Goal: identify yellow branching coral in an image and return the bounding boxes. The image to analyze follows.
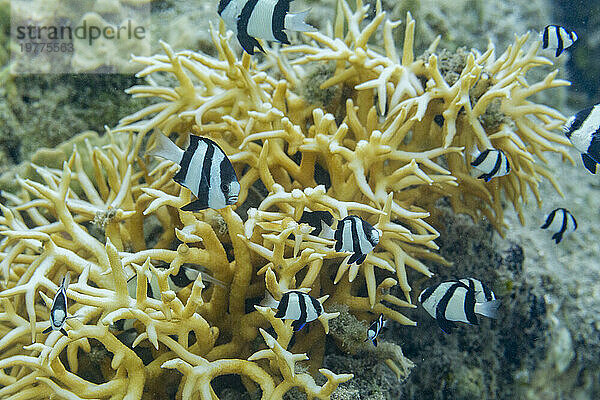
[0,0,573,398]
[283,0,571,228]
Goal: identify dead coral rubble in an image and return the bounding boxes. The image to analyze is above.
[0,0,571,398]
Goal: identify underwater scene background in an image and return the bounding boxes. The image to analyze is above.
[0,0,599,399]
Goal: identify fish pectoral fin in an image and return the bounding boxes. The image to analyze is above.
[581,153,598,174]
[436,318,456,334]
[435,306,456,334]
[42,326,52,334]
[292,320,306,331]
[477,173,492,182]
[181,198,210,212]
[237,33,264,55]
[551,231,563,244]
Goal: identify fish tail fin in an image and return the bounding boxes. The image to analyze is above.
[474,299,501,319]
[61,272,71,290]
[147,132,183,164]
[284,10,317,32]
[200,272,226,288]
[320,224,335,240]
[181,198,210,212]
[260,292,280,309]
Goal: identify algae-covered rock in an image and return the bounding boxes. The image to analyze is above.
[0,130,110,192]
[0,74,147,166]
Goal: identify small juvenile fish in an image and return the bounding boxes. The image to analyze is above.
[470,149,510,182]
[298,210,335,239]
[113,265,224,331]
[273,290,323,331]
[149,133,240,211]
[43,272,71,336]
[541,208,577,244]
[334,215,380,265]
[365,314,386,347]
[563,105,600,174]
[419,278,500,334]
[218,0,316,55]
[541,25,578,57]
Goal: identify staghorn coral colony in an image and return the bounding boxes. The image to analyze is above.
[0,0,576,398]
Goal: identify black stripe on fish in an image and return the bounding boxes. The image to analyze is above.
[349,217,360,254]
[272,0,291,44]
[219,150,238,205]
[471,149,490,167]
[464,279,478,325]
[540,208,558,229]
[482,280,493,302]
[582,154,598,174]
[217,0,232,15]
[294,292,308,331]
[237,0,264,55]
[198,138,215,197]
[310,295,323,315]
[173,135,199,185]
[555,27,564,57]
[418,283,439,305]
[361,218,379,247]
[564,107,592,139]
[170,266,197,289]
[435,282,462,334]
[275,291,290,318]
[542,25,549,49]
[334,219,343,252]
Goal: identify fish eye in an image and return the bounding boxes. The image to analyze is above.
[221,183,228,192]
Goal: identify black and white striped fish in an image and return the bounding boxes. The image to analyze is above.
[365,314,386,346]
[149,133,240,211]
[299,210,335,239]
[541,208,577,244]
[470,149,510,182]
[43,272,71,336]
[419,278,500,334]
[563,105,600,174]
[272,290,323,331]
[541,25,578,57]
[334,215,380,266]
[113,265,224,331]
[217,0,316,55]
